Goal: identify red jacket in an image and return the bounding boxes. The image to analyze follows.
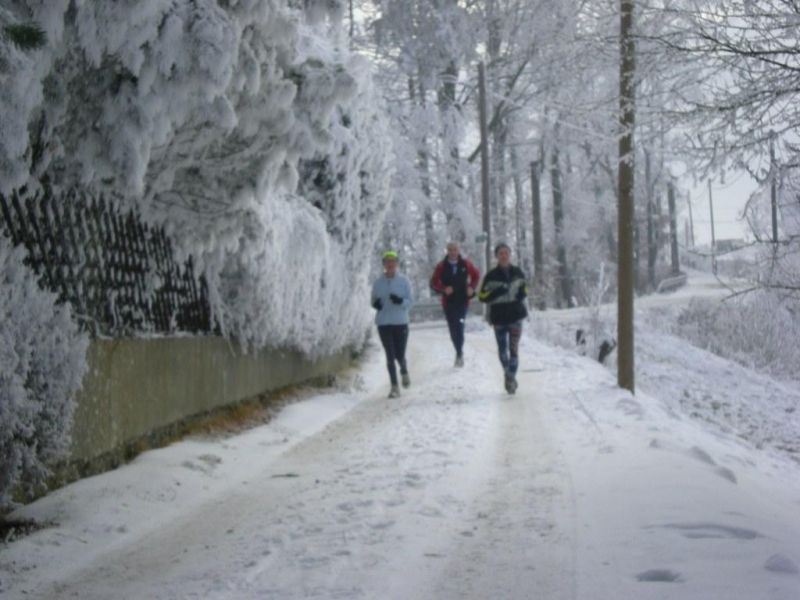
[430,256,481,307]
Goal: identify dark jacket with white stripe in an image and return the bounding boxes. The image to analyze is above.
[478,265,528,325]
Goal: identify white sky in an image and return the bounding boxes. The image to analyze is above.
[682,172,758,246]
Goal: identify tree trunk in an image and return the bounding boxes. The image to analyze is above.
[617,0,636,393]
[634,219,641,292]
[667,181,680,275]
[438,58,464,241]
[478,62,492,274]
[492,125,508,243]
[531,161,545,309]
[510,143,527,264]
[550,139,573,308]
[647,198,656,290]
[409,76,437,267]
[645,150,657,291]
[486,0,504,245]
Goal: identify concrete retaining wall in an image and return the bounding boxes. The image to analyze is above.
[69,337,353,465]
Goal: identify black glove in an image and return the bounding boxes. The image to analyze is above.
[389,293,403,305]
[516,286,526,301]
[372,298,383,310]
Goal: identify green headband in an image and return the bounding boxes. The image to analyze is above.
[382,250,398,259]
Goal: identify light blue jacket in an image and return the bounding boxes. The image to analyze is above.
[371,273,413,325]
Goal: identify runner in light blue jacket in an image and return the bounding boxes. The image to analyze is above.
[371,250,413,397]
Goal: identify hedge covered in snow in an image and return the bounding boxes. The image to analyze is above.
[0,243,88,507]
[1,1,392,357]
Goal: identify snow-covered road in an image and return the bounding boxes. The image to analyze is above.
[2,321,799,599]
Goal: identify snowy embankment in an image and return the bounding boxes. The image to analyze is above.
[1,319,799,599]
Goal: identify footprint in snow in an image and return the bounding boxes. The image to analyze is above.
[657,522,761,540]
[182,454,222,476]
[714,466,738,484]
[616,398,644,418]
[636,569,683,583]
[419,505,443,518]
[764,554,799,575]
[687,446,716,466]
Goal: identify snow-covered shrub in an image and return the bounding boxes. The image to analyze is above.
[669,293,800,382]
[1,1,392,356]
[743,163,800,296]
[0,242,88,507]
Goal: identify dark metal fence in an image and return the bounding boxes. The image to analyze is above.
[0,187,212,336]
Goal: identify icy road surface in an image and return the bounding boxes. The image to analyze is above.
[2,323,799,599]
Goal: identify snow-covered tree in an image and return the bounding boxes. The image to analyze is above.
[1,1,393,356]
[0,242,88,507]
[655,1,800,299]
[357,0,478,287]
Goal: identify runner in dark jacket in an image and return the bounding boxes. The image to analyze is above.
[430,241,481,367]
[478,242,528,394]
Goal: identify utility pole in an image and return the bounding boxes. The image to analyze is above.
[531,161,544,309]
[687,192,695,248]
[667,181,680,275]
[708,178,717,275]
[478,62,492,272]
[617,0,636,393]
[770,133,779,244]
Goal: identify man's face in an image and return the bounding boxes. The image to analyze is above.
[383,257,398,276]
[446,244,459,261]
[496,247,511,267]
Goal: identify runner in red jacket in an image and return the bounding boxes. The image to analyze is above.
[430,241,481,367]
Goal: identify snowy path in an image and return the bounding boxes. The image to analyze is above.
[2,323,800,599]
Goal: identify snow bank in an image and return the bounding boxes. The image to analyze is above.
[0,243,88,508]
[655,294,800,383]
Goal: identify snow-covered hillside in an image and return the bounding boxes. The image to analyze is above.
[1,315,798,599]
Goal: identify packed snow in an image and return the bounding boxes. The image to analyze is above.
[1,290,798,599]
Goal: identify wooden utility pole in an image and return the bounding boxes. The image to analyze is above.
[667,181,680,275]
[531,161,544,308]
[478,62,492,272]
[617,0,636,393]
[708,179,717,274]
